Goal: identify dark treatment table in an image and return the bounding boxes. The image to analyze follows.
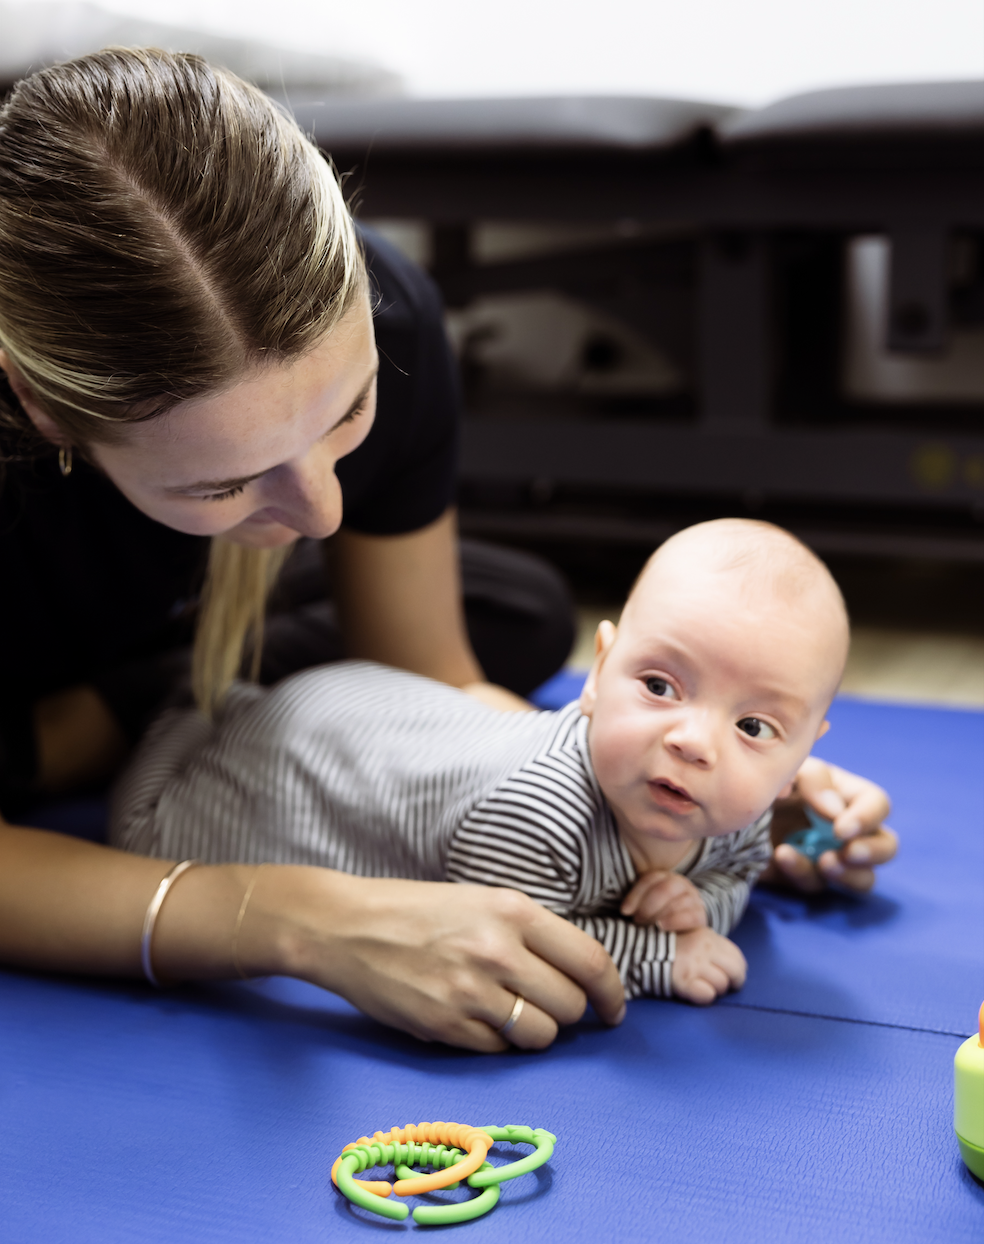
[1,697,982,1242]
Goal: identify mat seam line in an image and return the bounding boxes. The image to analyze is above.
[722,1001,970,1039]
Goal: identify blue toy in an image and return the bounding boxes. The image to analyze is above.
[784,806,843,863]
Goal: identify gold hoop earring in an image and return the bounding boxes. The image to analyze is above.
[58,446,73,477]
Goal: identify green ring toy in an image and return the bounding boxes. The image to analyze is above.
[332,1123,556,1225]
[467,1125,557,1187]
[335,1152,408,1222]
[336,1145,500,1225]
[403,1162,501,1225]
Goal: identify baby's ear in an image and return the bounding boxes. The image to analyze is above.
[579,621,617,717]
[816,719,831,740]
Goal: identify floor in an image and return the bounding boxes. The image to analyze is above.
[571,608,984,709]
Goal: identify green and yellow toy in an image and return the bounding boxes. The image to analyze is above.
[954,1002,984,1181]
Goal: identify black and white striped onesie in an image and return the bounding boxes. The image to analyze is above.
[110,661,772,999]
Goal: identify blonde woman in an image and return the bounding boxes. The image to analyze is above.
[0,49,894,1051]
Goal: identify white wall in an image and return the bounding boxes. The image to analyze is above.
[17,0,984,105]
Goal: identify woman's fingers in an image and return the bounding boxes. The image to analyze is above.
[830,765,892,841]
[478,989,560,1051]
[519,894,626,1026]
[795,757,891,841]
[293,875,625,1049]
[819,854,875,892]
[771,843,827,893]
[771,755,896,895]
[841,825,899,867]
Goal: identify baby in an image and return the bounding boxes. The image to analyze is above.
[111,518,849,1004]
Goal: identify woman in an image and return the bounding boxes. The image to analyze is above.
[0,49,895,1051]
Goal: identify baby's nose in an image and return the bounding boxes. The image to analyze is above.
[664,713,718,766]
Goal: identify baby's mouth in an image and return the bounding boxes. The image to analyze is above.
[648,777,698,812]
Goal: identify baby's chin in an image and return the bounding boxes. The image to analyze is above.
[617,797,767,845]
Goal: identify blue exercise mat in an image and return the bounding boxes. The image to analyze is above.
[0,968,979,1244]
[726,697,983,1037]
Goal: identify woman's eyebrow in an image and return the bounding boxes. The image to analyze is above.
[166,367,378,495]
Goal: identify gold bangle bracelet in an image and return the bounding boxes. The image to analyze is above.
[140,859,199,988]
[231,865,265,981]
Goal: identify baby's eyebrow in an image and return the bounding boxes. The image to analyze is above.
[745,687,810,719]
[166,367,378,495]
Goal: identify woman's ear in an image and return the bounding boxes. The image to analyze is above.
[0,350,64,444]
[579,620,617,717]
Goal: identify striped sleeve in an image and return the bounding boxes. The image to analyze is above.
[449,788,677,998]
[446,711,677,1000]
[446,764,589,910]
[570,918,676,1000]
[686,809,774,934]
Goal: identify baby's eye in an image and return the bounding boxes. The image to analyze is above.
[737,717,777,740]
[644,677,677,700]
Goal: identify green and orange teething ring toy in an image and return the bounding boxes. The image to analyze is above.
[331,1120,557,1225]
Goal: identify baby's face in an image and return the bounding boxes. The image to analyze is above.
[581,559,844,864]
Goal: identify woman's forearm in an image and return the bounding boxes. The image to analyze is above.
[0,821,178,974]
[0,820,274,982]
[0,822,625,1051]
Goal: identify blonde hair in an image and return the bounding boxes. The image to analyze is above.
[0,47,365,714]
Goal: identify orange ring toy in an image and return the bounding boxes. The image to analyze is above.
[330,1121,493,1197]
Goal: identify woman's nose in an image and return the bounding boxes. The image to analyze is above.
[663,711,718,767]
[260,448,344,539]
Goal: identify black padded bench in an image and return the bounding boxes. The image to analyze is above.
[289,82,984,563]
[294,83,984,563]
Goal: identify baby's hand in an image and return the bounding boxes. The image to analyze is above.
[621,871,708,931]
[671,928,747,1005]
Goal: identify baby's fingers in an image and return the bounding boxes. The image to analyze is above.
[654,896,708,931]
[620,870,670,917]
[717,943,748,992]
[672,973,718,1005]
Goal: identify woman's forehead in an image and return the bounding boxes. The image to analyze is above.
[101,302,377,484]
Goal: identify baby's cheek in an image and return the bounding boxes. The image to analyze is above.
[589,713,644,788]
[718,768,776,834]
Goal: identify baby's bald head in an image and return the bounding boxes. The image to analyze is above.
[581,519,850,850]
[623,519,849,703]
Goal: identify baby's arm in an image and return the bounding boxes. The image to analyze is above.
[620,812,774,935]
[569,914,743,1004]
[685,810,775,935]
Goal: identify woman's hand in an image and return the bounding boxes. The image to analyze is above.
[765,757,897,894]
[239,870,626,1053]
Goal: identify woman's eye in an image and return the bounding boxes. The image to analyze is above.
[644,677,677,700]
[203,484,246,502]
[737,717,777,740]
